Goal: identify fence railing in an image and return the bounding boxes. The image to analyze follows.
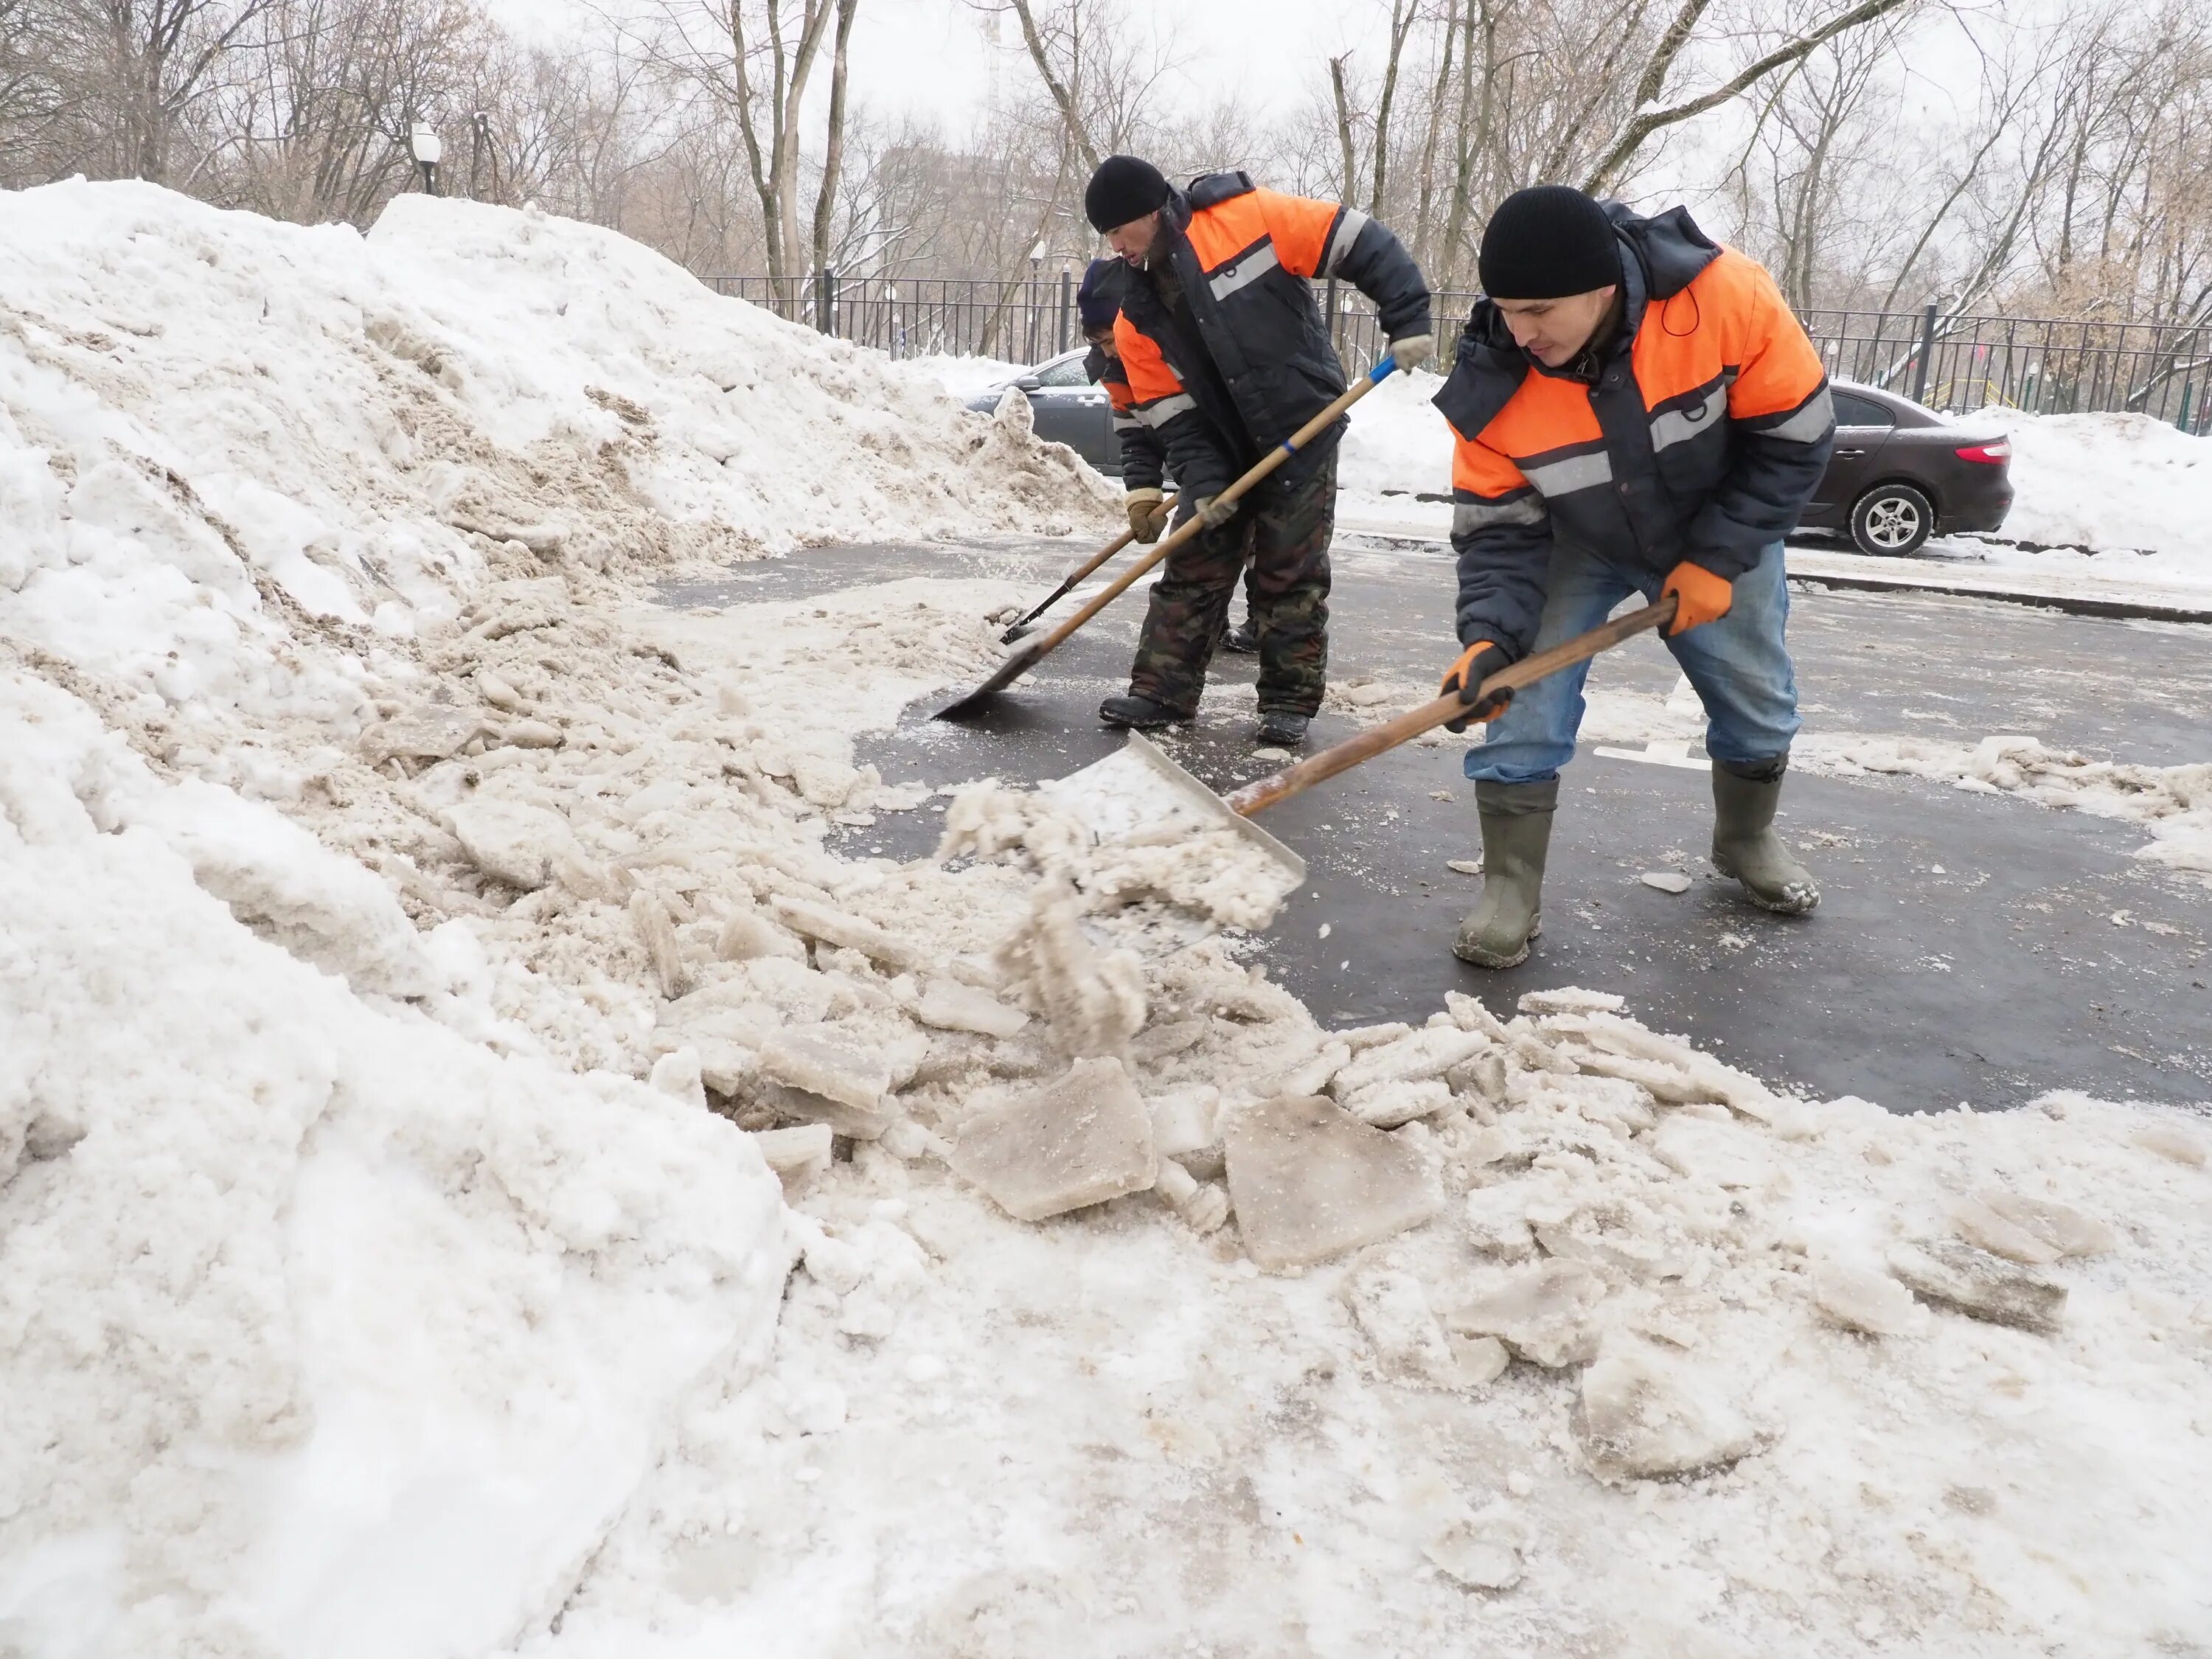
[711,271,2212,433]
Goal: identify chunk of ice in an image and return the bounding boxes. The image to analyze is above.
[1888,1239,2067,1334]
[1447,1258,1608,1368]
[1222,1095,1440,1273]
[1573,1346,1756,1481]
[914,978,1029,1037]
[947,1057,1157,1222]
[1349,1267,1458,1386]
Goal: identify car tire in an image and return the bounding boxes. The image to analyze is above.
[1849,482,1934,556]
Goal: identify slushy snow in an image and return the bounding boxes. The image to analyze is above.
[3,181,2210,1659]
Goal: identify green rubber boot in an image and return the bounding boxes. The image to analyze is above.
[1711,762,1820,914]
[1453,778,1557,968]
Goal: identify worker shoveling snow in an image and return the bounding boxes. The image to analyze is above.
[1,182,2210,1658]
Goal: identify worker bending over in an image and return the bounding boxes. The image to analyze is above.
[1437,184,1835,967]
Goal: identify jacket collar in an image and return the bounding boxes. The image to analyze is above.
[1433,202,1722,439]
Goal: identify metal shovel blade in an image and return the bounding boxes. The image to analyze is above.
[933,634,1051,720]
[1038,731,1307,907]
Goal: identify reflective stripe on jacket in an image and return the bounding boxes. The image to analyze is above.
[1114,171,1430,499]
[1085,344,1166,490]
[1435,204,1834,661]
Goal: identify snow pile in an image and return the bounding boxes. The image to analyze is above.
[1339,364,1455,498]
[532,982,2212,1656]
[0,672,790,1657]
[1983,407,2209,560]
[0,179,1109,1653]
[897,352,1027,400]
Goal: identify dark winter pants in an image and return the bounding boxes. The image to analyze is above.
[1128,451,1337,717]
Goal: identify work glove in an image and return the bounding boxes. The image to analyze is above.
[1191,494,1238,531]
[1390,333,1436,373]
[1660,560,1733,635]
[1439,641,1514,733]
[1124,487,1169,543]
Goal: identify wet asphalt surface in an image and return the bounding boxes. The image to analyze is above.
[662,533,2212,1114]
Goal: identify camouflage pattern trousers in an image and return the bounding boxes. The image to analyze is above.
[1127,450,1338,718]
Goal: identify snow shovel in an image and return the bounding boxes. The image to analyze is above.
[935,356,1405,720]
[1046,595,1680,913]
[1000,494,1181,644]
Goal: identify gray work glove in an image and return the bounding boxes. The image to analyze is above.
[1123,487,1168,543]
[1390,333,1436,373]
[1192,495,1238,531]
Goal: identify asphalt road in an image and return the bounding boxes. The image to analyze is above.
[662,533,2211,1113]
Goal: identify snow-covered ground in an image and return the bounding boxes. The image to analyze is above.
[4,184,2211,1658]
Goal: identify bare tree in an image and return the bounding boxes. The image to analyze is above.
[625,0,851,306]
[38,0,279,183]
[1580,0,1916,194]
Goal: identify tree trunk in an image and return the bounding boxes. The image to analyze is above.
[811,0,860,278]
[1329,53,1359,203]
[1368,0,1416,218]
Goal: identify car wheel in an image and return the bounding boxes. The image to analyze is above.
[1849,482,1933,556]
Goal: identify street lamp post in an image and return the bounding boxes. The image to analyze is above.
[410,123,442,195]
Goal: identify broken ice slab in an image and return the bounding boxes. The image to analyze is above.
[1446,1258,1609,1368]
[1572,1346,1756,1481]
[364,704,491,763]
[1341,1077,1454,1130]
[1809,1256,1921,1338]
[1888,1239,2066,1334]
[914,977,1029,1038]
[946,1056,1157,1222]
[1976,1191,2115,1259]
[769,893,921,972]
[1333,1026,1490,1096]
[749,1122,833,1186]
[1639,871,1692,894]
[1222,1095,1441,1273]
[1349,1267,1458,1387]
[447,798,581,890]
[1948,1195,2061,1266]
[630,889,694,1000]
[1517,988,1625,1018]
[757,1029,892,1138]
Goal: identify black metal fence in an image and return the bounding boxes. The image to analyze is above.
[711,271,2212,433]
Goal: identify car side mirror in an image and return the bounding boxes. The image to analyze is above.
[1014,376,1044,392]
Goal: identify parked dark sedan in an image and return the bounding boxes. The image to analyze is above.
[1797,380,2014,555]
[970,361,2012,558]
[962,349,1128,474]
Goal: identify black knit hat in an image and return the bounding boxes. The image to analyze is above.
[1076,258,1124,331]
[1478,185,1621,299]
[1085,156,1171,233]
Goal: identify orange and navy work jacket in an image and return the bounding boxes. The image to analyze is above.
[1083,342,1166,492]
[1434,204,1835,659]
[1113,172,1430,500]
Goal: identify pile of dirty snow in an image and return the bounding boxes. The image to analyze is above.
[0,178,1108,1653]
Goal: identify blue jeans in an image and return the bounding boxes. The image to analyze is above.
[1464,540,1800,785]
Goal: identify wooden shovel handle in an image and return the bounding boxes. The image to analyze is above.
[1223,597,1680,818]
[1023,493,1182,616]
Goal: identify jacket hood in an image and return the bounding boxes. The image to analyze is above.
[1437,201,1722,440]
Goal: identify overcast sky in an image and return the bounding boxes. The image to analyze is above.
[492,0,1388,133]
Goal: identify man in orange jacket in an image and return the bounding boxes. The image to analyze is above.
[1085,155,1433,748]
[1436,184,1834,967]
